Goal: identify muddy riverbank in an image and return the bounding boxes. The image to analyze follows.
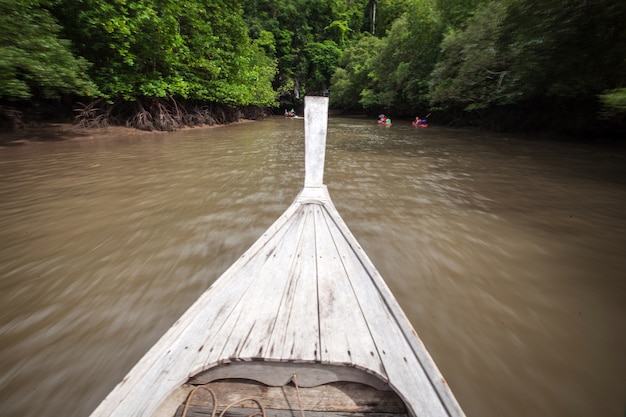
[0,121,251,147]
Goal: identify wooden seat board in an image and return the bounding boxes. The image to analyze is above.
[176,380,407,414]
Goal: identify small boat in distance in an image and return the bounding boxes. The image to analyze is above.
[89,96,465,417]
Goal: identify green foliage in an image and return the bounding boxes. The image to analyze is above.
[599,88,626,117]
[380,3,443,112]
[53,0,277,106]
[243,0,368,100]
[330,34,382,110]
[332,0,443,114]
[0,0,97,100]
[3,0,624,131]
[429,1,515,110]
[364,0,416,37]
[302,41,342,94]
[501,0,626,101]
[435,0,486,29]
[430,0,626,117]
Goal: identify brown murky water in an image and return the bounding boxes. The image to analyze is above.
[1,117,625,417]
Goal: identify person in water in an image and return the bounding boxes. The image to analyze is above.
[378,114,391,125]
[414,116,427,126]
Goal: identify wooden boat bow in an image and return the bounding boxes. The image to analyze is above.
[89,96,465,417]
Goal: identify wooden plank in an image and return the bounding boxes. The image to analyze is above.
[263,204,320,361]
[188,200,308,370]
[321,198,458,417]
[304,96,328,188]
[189,362,391,390]
[210,206,309,361]
[176,407,405,417]
[180,207,306,373]
[314,205,385,376]
[89,201,307,417]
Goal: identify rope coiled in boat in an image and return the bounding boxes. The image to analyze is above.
[180,374,307,417]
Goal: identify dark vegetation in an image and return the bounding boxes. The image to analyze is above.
[1,0,625,137]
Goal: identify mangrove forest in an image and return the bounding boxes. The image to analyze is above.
[1,0,625,136]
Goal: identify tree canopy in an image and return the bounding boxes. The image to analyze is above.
[0,0,96,100]
[51,0,277,106]
[425,0,626,130]
[1,0,624,133]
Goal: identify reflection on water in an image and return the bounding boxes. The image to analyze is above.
[1,118,625,417]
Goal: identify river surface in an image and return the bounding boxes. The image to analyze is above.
[1,117,625,417]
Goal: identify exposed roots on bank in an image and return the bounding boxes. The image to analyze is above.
[75,97,272,131]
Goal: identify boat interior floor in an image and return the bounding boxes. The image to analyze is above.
[173,379,408,417]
